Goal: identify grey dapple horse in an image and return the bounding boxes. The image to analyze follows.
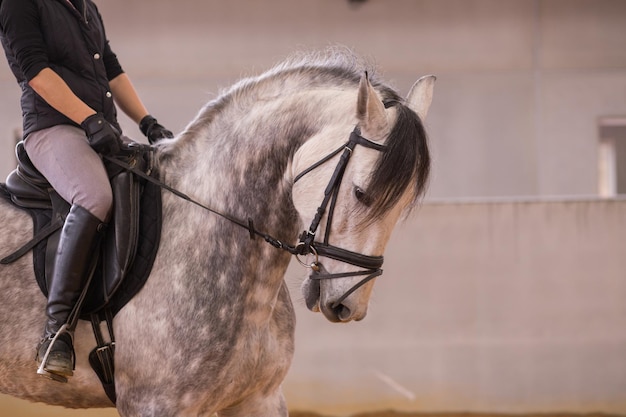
[0,51,434,416]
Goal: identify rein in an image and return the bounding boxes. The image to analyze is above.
[104,148,296,253]
[107,127,387,309]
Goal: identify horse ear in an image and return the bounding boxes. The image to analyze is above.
[406,75,436,121]
[356,72,388,138]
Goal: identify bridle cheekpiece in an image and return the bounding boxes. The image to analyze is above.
[293,127,387,308]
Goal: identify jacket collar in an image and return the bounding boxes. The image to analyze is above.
[56,0,88,23]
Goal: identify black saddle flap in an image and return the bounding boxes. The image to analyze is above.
[82,151,148,314]
[5,141,52,208]
[2,141,160,318]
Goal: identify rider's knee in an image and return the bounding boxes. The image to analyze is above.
[76,187,113,223]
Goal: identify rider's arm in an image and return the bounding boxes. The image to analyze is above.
[109,73,150,125]
[93,5,149,126]
[0,0,49,81]
[1,0,96,124]
[28,68,97,124]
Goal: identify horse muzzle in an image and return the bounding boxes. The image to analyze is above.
[302,261,379,323]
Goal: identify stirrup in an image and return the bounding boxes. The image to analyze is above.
[37,323,72,383]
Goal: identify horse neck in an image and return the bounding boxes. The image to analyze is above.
[151,90,356,322]
[153,144,297,326]
[159,87,358,222]
[154,89,355,293]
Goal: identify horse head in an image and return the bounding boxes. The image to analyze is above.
[293,73,434,323]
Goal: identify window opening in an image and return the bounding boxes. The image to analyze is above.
[598,117,626,197]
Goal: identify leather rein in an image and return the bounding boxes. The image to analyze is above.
[105,126,387,309]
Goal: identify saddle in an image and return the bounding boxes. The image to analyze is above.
[0,140,163,403]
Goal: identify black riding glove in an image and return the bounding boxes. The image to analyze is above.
[81,113,122,155]
[139,115,173,144]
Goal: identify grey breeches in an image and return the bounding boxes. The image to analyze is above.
[24,124,113,222]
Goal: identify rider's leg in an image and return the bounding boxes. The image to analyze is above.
[24,125,113,378]
[24,125,113,221]
[36,204,105,376]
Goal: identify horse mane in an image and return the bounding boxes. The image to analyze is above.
[246,50,431,220]
[173,48,430,220]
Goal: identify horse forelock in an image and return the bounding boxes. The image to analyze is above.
[361,103,431,224]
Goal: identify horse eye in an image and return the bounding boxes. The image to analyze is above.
[354,186,369,205]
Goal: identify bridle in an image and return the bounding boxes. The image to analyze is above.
[292,127,387,308]
[104,126,388,309]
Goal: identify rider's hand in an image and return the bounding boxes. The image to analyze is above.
[139,115,173,144]
[81,113,122,155]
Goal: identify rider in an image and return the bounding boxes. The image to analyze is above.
[0,0,173,380]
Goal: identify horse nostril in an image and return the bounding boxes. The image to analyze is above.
[333,304,352,322]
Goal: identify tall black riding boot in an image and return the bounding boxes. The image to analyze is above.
[36,204,105,380]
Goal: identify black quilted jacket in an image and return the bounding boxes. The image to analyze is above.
[0,0,123,136]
